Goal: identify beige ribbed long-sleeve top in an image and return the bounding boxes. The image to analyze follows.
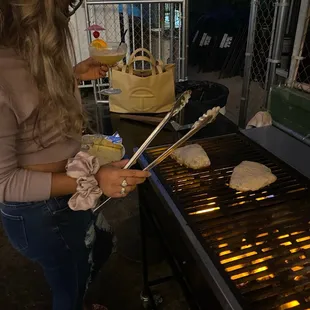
[0,48,81,202]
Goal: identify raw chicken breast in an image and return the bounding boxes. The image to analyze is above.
[229,161,277,192]
[171,144,211,169]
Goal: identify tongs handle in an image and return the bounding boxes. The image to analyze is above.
[144,106,221,171]
[123,90,191,170]
[123,112,171,170]
[92,90,192,213]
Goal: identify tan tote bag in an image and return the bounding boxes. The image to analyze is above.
[109,48,175,114]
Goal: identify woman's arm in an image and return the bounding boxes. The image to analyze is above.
[0,92,150,202]
[0,99,77,202]
[51,173,77,197]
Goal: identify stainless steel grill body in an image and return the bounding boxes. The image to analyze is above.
[139,133,310,310]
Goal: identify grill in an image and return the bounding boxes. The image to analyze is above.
[139,133,310,310]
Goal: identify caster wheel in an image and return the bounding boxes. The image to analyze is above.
[140,291,163,309]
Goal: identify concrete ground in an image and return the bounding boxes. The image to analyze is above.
[0,68,263,310]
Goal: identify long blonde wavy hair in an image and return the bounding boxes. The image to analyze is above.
[0,0,84,138]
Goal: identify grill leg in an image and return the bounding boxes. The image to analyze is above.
[138,183,201,310]
[140,203,158,309]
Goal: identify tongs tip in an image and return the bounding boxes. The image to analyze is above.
[193,106,221,129]
[171,90,192,117]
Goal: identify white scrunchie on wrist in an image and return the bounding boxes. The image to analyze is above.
[66,151,102,211]
[66,151,100,178]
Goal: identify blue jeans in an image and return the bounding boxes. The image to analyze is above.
[0,196,113,310]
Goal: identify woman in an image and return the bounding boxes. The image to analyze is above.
[0,1,150,310]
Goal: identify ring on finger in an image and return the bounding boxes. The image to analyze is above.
[120,187,126,195]
[121,179,128,188]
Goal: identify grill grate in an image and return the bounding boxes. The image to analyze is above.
[144,133,310,310]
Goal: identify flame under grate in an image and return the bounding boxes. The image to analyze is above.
[144,134,310,310]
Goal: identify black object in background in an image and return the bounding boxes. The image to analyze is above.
[189,5,249,78]
[175,80,229,125]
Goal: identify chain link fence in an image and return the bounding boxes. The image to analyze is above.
[69,0,188,133]
[251,0,276,90]
[295,30,310,92]
[70,4,93,89]
[84,0,188,104]
[287,1,310,93]
[239,0,291,128]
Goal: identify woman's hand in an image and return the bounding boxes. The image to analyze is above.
[74,58,108,81]
[95,159,151,198]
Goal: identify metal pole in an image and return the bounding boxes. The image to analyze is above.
[286,0,295,34]
[182,0,189,80]
[287,0,310,87]
[131,4,136,69]
[178,2,182,80]
[264,2,279,93]
[158,3,162,60]
[239,0,259,129]
[149,4,152,54]
[169,3,174,63]
[140,3,145,69]
[273,120,310,147]
[123,4,131,62]
[265,0,290,105]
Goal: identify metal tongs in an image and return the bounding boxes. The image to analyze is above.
[93,104,221,213]
[92,90,192,213]
[143,106,221,171]
[121,90,192,170]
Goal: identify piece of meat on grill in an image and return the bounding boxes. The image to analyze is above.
[171,144,211,169]
[229,161,277,192]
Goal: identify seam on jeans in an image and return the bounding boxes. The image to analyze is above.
[45,198,69,215]
[54,197,61,209]
[55,226,71,251]
[52,197,70,214]
[0,210,23,220]
[44,200,71,250]
[1,202,24,208]
[43,201,53,216]
[1,201,44,209]
[46,201,71,251]
[1,210,28,251]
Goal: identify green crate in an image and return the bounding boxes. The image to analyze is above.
[269,86,310,136]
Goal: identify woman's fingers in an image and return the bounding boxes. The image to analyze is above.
[118,184,135,194]
[109,161,150,179]
[119,169,151,179]
[109,175,147,187]
[109,185,136,198]
[100,64,108,72]
[110,159,129,169]
[97,162,150,198]
[99,66,107,77]
[120,177,146,186]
